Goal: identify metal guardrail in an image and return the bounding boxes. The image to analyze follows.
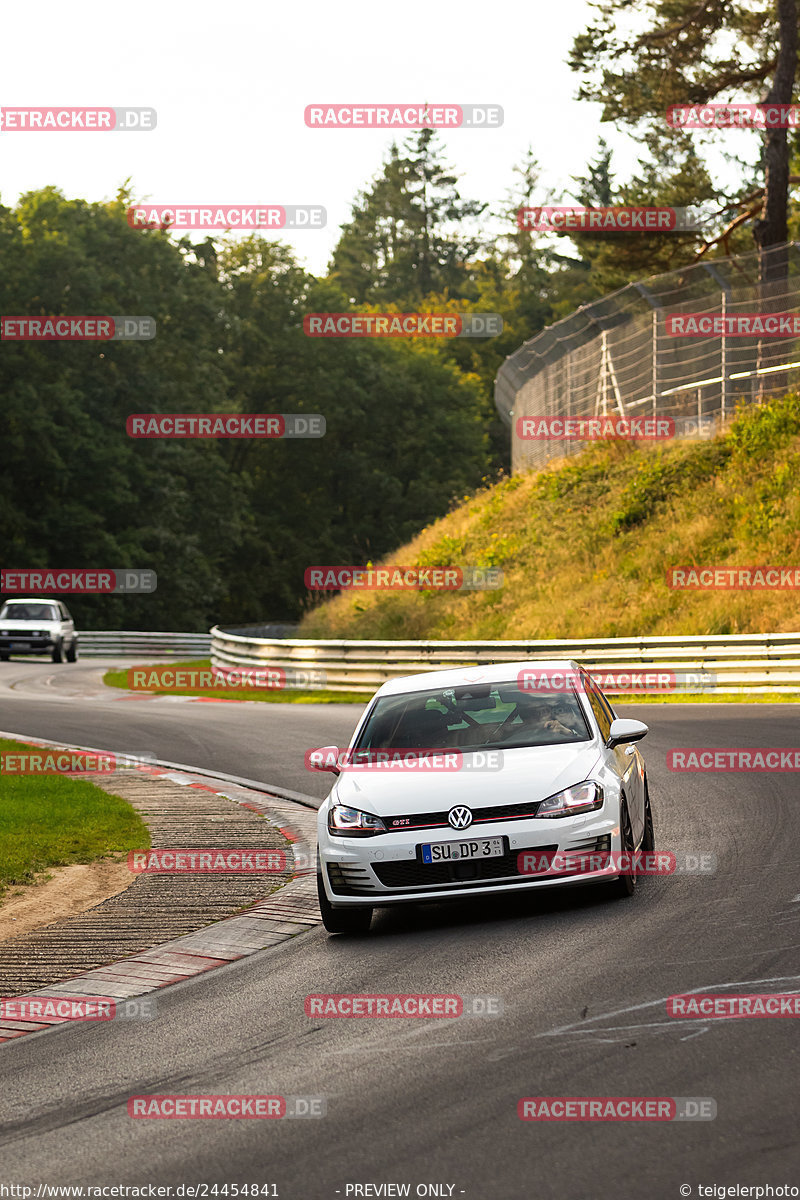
[80,631,211,656]
[210,628,800,695]
[215,623,298,639]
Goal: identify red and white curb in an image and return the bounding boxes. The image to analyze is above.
[0,733,320,1044]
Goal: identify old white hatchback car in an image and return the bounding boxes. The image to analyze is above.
[312,659,653,933]
[0,597,79,663]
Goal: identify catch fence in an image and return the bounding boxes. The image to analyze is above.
[495,242,800,473]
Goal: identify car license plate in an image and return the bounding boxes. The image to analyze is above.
[10,643,28,651]
[421,837,503,864]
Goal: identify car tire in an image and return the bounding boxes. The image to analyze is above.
[607,797,637,899]
[641,782,655,852]
[317,861,373,934]
[51,641,65,663]
[0,653,8,662]
[66,639,79,663]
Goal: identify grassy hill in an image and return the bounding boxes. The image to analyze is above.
[298,393,800,640]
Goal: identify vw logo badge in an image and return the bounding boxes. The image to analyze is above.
[448,806,473,830]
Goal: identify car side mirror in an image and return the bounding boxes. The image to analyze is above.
[606,718,649,749]
[307,745,343,774]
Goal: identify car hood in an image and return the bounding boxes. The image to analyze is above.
[330,742,603,815]
[0,620,59,630]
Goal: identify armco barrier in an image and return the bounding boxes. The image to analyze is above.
[79,631,212,656]
[210,628,800,695]
[79,626,296,657]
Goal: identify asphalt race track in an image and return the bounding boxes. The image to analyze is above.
[0,659,798,1199]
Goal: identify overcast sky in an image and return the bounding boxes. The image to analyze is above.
[0,0,736,276]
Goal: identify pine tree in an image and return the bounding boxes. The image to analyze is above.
[329,129,487,307]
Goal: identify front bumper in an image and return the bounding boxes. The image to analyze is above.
[0,636,57,654]
[318,810,624,907]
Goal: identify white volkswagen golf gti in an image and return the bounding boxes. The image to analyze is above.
[312,659,654,933]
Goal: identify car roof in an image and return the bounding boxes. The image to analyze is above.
[373,659,586,697]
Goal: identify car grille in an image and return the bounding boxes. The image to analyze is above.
[327,836,613,896]
[370,850,548,890]
[567,835,611,854]
[384,799,544,833]
[326,863,377,895]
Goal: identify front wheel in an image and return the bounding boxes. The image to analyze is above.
[607,797,637,899]
[0,653,8,662]
[51,641,65,663]
[66,639,79,663]
[317,864,373,934]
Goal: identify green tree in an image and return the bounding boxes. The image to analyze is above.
[0,187,244,630]
[570,0,798,280]
[329,129,487,307]
[218,253,490,619]
[573,138,614,207]
[555,134,717,292]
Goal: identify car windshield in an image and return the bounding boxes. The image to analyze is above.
[0,603,59,621]
[352,682,592,754]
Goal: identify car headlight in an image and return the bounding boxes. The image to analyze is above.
[327,804,387,837]
[537,781,603,818]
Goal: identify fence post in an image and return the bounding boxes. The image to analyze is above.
[566,353,572,418]
[601,330,609,417]
[720,289,727,425]
[652,309,659,421]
